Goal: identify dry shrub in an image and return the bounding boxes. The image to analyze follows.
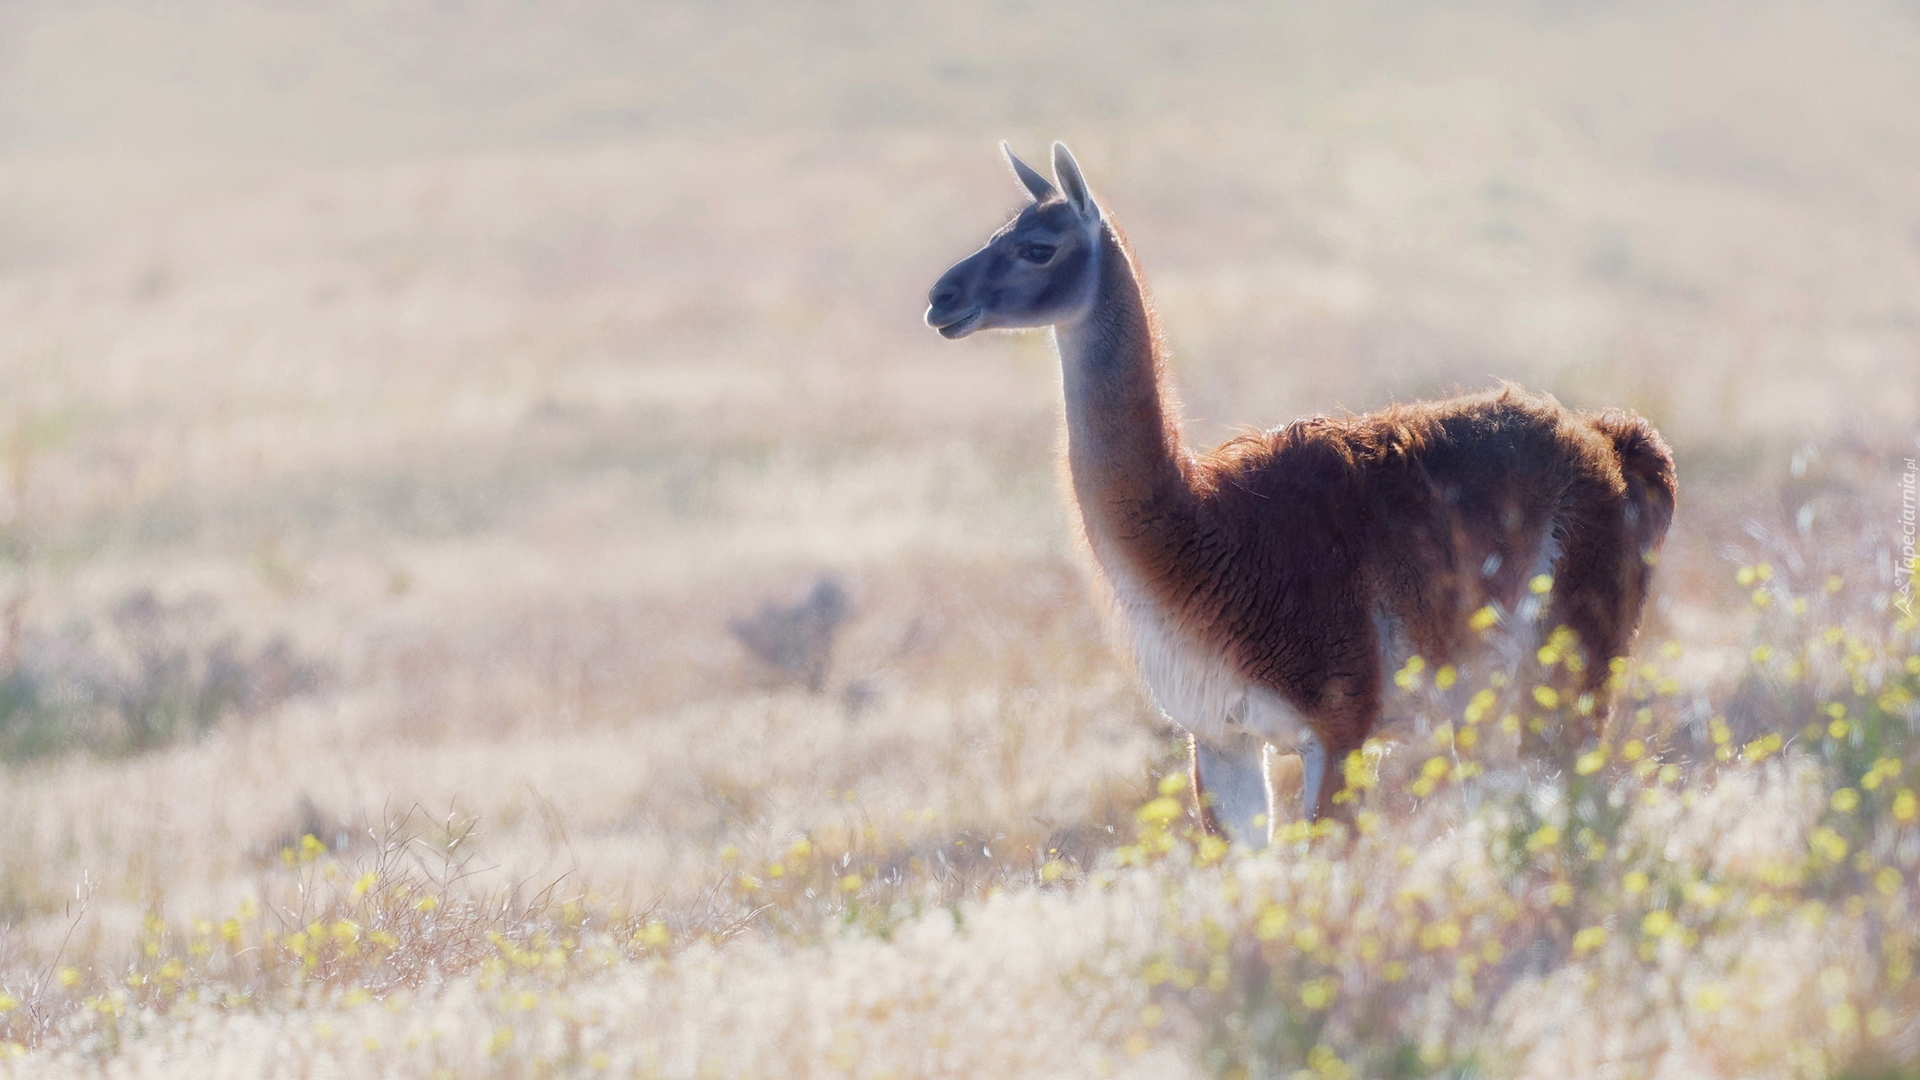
[0,590,321,762]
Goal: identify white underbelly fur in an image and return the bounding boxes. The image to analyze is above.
[1097,518,1566,761]
[1105,562,1312,751]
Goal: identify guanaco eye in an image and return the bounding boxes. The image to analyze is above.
[1020,242,1057,264]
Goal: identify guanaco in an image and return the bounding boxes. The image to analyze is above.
[925,143,1674,845]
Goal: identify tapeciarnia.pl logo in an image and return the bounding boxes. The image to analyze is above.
[1898,456,1916,620]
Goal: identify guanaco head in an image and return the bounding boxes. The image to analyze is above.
[925,141,1102,339]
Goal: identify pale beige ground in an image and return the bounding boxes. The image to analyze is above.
[1,2,1919,1077]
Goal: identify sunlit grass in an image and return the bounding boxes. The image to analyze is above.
[2,5,1919,1071]
[1,555,1914,1078]
[1133,565,1919,1079]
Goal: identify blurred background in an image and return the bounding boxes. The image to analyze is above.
[2,1,1919,1074]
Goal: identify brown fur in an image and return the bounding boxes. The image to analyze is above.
[928,149,1676,826]
[1177,393,1666,713]
[1070,230,1675,818]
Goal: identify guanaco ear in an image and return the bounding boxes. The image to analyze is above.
[1051,141,1096,219]
[1001,142,1056,202]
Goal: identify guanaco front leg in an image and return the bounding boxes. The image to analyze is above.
[1190,730,1274,848]
[1298,728,1332,822]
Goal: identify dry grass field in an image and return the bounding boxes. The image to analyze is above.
[1,2,1919,1076]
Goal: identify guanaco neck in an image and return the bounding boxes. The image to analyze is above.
[1054,219,1196,574]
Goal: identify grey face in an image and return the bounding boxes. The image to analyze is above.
[926,143,1102,339]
